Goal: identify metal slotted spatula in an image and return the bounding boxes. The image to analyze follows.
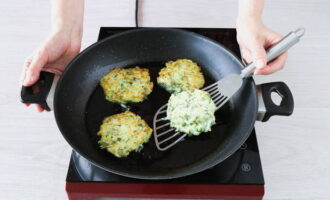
[153,28,305,151]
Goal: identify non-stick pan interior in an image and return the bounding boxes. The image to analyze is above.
[86,61,233,171]
[54,28,257,179]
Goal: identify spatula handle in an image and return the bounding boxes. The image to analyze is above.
[240,28,305,78]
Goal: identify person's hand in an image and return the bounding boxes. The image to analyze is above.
[236,17,288,75]
[21,30,81,112]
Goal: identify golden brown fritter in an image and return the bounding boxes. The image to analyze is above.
[100,67,153,104]
[157,59,205,93]
[97,111,152,158]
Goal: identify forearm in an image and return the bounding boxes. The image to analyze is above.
[51,0,84,38]
[237,0,264,22]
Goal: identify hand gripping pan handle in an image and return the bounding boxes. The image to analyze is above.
[21,71,59,111]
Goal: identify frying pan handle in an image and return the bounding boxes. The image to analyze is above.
[20,71,59,111]
[257,82,294,122]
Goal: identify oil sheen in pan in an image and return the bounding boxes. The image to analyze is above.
[85,62,234,171]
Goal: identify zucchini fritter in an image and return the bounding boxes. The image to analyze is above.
[157,59,205,93]
[100,67,153,104]
[97,111,152,158]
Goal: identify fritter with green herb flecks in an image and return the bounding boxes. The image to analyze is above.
[97,111,152,158]
[100,67,153,104]
[157,59,205,93]
[166,89,216,136]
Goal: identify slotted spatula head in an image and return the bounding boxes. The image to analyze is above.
[153,74,243,151]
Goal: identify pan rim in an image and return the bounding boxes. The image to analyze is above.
[54,28,258,179]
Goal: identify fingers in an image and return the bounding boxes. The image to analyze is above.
[23,48,48,87]
[249,39,267,69]
[36,105,45,112]
[238,27,288,75]
[23,103,45,112]
[265,31,283,48]
[23,104,45,112]
[254,52,288,75]
[22,49,48,111]
[21,56,33,85]
[254,30,286,75]
[240,47,253,64]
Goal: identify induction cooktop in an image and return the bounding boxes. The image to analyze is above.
[65,27,265,200]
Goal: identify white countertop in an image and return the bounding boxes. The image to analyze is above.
[1,0,330,199]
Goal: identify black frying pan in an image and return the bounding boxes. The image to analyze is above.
[21,28,293,179]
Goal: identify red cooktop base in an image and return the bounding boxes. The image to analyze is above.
[66,182,264,200]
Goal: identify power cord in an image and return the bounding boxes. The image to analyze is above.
[135,0,139,27]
